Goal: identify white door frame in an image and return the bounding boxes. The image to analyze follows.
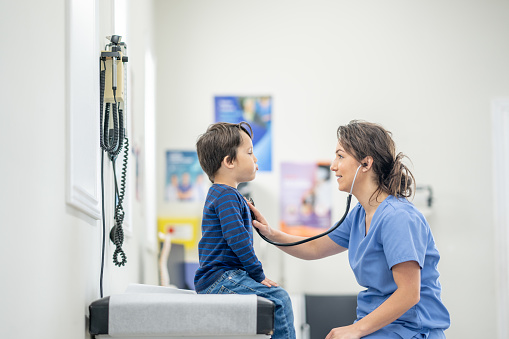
[492,98,509,339]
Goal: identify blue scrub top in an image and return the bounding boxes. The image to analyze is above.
[329,195,450,335]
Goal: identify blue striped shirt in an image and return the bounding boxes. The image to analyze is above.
[194,184,265,292]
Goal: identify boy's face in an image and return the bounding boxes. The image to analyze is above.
[232,131,258,183]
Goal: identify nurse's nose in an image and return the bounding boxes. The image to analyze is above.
[330,158,338,171]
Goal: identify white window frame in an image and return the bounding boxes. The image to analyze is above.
[66,0,101,219]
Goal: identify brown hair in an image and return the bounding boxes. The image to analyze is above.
[196,122,253,183]
[337,120,415,200]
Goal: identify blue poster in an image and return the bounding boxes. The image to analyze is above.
[214,96,272,171]
[165,151,209,203]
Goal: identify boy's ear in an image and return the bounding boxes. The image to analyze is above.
[222,156,235,169]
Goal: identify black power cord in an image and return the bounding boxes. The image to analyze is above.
[100,151,106,298]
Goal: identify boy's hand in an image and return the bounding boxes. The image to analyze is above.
[260,277,279,287]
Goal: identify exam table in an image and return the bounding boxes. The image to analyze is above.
[89,284,274,339]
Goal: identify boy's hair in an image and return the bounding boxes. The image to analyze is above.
[196,122,253,183]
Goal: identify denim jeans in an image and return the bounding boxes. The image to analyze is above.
[200,269,296,339]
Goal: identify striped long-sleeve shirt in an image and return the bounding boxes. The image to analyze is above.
[194,184,265,292]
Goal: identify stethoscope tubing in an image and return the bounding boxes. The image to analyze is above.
[253,194,352,246]
[252,164,362,247]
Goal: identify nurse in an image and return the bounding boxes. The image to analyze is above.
[248,120,450,338]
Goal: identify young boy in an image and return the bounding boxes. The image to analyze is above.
[194,122,296,339]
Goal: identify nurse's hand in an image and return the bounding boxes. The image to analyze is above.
[245,199,274,238]
[325,325,362,339]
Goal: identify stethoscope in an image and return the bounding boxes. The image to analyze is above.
[250,164,364,246]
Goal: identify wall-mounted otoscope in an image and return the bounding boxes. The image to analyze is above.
[101,35,128,105]
[99,35,129,295]
[98,34,130,298]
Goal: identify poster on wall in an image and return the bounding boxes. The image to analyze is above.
[157,217,200,288]
[214,96,272,171]
[165,150,209,203]
[280,162,332,236]
[157,217,200,249]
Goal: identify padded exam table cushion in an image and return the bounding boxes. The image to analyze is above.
[89,285,274,338]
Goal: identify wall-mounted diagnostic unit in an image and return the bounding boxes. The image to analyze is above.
[99,35,129,297]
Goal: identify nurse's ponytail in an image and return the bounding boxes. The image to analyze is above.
[337,120,415,201]
[386,152,414,198]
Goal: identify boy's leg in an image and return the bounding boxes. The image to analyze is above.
[203,269,296,339]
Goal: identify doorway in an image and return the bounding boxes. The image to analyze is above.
[492,98,509,339]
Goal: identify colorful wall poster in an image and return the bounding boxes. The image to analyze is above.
[280,162,332,236]
[157,217,200,288]
[165,150,209,203]
[214,96,272,171]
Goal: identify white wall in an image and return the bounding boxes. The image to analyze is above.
[154,1,509,338]
[0,0,158,338]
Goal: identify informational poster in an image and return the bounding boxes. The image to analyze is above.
[157,217,200,249]
[214,96,272,171]
[164,151,209,203]
[280,162,332,236]
[157,217,200,286]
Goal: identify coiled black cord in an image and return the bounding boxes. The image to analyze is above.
[110,107,125,161]
[110,137,128,267]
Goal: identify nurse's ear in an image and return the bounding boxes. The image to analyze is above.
[361,157,373,171]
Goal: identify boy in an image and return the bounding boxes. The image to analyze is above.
[194,122,295,339]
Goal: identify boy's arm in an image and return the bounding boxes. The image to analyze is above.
[217,193,265,282]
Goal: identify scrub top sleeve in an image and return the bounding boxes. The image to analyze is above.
[328,213,353,249]
[380,209,428,269]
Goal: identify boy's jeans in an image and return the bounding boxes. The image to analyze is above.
[200,269,296,339]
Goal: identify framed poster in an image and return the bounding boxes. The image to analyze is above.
[214,96,272,171]
[280,162,332,236]
[165,150,208,203]
[157,217,200,249]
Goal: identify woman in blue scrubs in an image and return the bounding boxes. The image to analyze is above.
[249,120,450,338]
